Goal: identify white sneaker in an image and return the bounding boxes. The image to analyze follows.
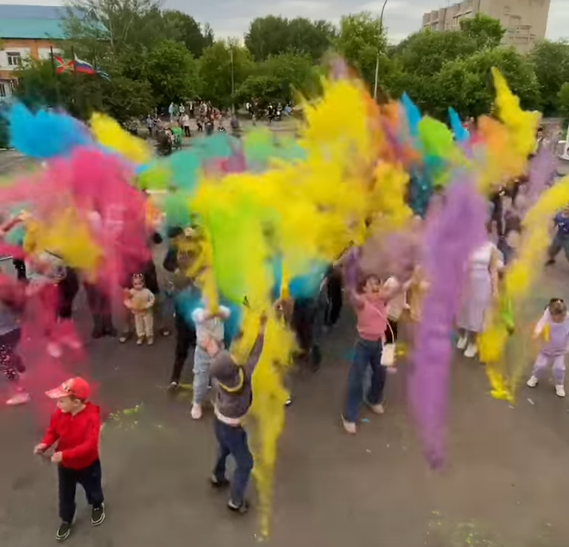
[464,343,478,358]
[341,416,357,434]
[526,376,539,388]
[369,403,385,415]
[555,385,566,398]
[6,391,31,406]
[456,336,468,350]
[191,403,203,420]
[47,342,62,359]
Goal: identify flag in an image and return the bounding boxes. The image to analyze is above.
[54,56,73,74]
[73,55,96,75]
[97,69,110,81]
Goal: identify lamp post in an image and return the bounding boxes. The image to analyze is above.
[373,0,389,101]
[230,46,235,115]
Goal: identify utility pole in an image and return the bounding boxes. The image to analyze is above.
[373,0,389,101]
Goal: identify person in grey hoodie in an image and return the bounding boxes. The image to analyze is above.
[209,318,266,513]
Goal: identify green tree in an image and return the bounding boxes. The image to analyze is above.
[198,41,254,108]
[245,15,290,61]
[245,16,336,62]
[460,13,506,49]
[64,0,160,54]
[261,53,318,99]
[559,83,569,119]
[437,47,541,119]
[161,10,214,57]
[335,12,388,89]
[390,29,477,77]
[530,40,569,116]
[236,75,282,106]
[144,39,199,106]
[99,75,154,121]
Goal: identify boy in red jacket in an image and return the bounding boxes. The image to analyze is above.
[34,377,105,542]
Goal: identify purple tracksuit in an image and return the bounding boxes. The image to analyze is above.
[532,311,569,385]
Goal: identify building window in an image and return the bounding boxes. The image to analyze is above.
[0,83,6,98]
[7,52,22,66]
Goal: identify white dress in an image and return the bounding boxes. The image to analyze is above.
[457,242,495,333]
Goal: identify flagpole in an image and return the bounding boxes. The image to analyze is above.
[71,45,80,117]
[49,46,61,106]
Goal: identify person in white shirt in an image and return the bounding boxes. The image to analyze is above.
[181,113,191,137]
[190,304,231,420]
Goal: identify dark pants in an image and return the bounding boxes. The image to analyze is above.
[58,460,104,524]
[84,283,114,334]
[292,297,322,368]
[548,232,569,262]
[0,328,24,381]
[57,269,79,320]
[325,274,343,327]
[344,337,386,423]
[183,126,191,137]
[13,259,26,282]
[170,312,196,384]
[213,419,253,506]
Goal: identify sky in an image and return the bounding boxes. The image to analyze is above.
[0,0,567,43]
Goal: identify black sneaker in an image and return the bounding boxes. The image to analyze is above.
[227,500,249,514]
[56,522,72,542]
[104,326,118,337]
[210,475,230,489]
[91,327,104,339]
[91,504,105,526]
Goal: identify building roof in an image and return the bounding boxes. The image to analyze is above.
[0,5,74,40]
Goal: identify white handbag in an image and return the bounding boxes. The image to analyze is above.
[381,342,396,367]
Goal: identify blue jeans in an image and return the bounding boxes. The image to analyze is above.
[192,347,211,404]
[213,419,254,506]
[344,336,386,423]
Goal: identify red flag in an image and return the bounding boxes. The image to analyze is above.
[54,56,73,74]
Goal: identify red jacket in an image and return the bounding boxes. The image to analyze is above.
[41,403,101,470]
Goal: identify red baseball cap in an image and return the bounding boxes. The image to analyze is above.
[46,377,91,401]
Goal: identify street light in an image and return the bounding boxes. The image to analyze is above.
[230,46,235,115]
[373,0,389,101]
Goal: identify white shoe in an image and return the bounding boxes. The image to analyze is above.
[47,342,62,359]
[526,376,539,388]
[341,416,357,434]
[369,403,385,415]
[555,385,566,398]
[6,391,31,406]
[464,343,478,358]
[191,403,203,420]
[456,335,468,350]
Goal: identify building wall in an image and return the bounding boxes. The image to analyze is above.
[0,38,62,82]
[421,0,551,53]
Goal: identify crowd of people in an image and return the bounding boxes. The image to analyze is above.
[0,69,568,543]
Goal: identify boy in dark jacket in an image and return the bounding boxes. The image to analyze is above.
[34,377,105,542]
[209,319,266,513]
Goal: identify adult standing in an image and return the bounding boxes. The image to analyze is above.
[456,235,499,358]
[181,113,191,137]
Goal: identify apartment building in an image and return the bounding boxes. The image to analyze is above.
[421,0,551,53]
[0,5,66,102]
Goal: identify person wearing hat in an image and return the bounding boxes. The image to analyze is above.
[33,377,105,542]
[209,317,267,514]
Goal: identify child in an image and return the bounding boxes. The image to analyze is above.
[190,303,231,420]
[527,298,569,398]
[34,377,105,542]
[546,205,569,266]
[124,273,155,345]
[209,319,266,513]
[342,271,393,435]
